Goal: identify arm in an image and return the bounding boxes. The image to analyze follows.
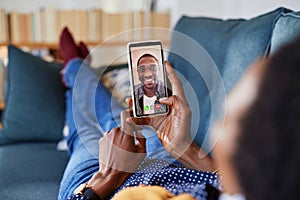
[130,61,216,172]
[73,111,146,199]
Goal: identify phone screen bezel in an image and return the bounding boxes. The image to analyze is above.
[127,40,168,117]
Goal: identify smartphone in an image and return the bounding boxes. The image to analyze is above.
[127,40,168,117]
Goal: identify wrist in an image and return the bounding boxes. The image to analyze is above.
[87,171,131,199]
[74,183,102,200]
[176,142,216,171]
[169,140,191,159]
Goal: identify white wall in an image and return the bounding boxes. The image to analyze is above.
[156,0,300,28]
[174,0,300,21]
[223,0,300,18]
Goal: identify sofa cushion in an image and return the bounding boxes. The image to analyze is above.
[0,143,69,199]
[270,11,300,54]
[0,45,66,145]
[168,7,291,152]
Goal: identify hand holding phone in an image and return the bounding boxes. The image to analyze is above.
[127,40,168,117]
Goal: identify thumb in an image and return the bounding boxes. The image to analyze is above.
[159,97,174,106]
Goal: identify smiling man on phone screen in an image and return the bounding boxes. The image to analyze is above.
[134,53,167,116]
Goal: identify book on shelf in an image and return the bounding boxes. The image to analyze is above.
[32,9,42,42]
[20,13,33,43]
[41,7,57,43]
[0,9,9,43]
[88,9,103,42]
[3,7,171,47]
[9,10,34,43]
[8,10,20,43]
[132,11,171,42]
[102,11,134,42]
[151,12,171,42]
[133,11,146,40]
[57,9,89,43]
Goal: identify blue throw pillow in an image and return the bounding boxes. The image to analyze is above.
[168,7,291,152]
[270,11,300,54]
[0,45,66,145]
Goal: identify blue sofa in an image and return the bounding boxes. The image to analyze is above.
[0,7,299,200]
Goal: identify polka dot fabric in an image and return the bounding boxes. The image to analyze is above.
[67,158,220,200]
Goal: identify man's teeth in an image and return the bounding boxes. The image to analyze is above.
[145,79,153,82]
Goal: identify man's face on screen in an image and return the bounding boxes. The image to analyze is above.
[137,56,158,91]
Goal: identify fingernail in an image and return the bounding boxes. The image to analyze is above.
[159,97,168,102]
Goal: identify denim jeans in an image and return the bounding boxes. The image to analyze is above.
[58,58,177,200]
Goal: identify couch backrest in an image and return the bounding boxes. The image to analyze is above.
[168,7,298,152]
[270,11,300,54]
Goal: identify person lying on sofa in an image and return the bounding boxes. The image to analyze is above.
[58,27,218,200]
[58,27,300,200]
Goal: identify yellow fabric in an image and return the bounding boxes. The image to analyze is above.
[112,185,195,200]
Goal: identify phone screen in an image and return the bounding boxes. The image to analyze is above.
[127,40,168,117]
